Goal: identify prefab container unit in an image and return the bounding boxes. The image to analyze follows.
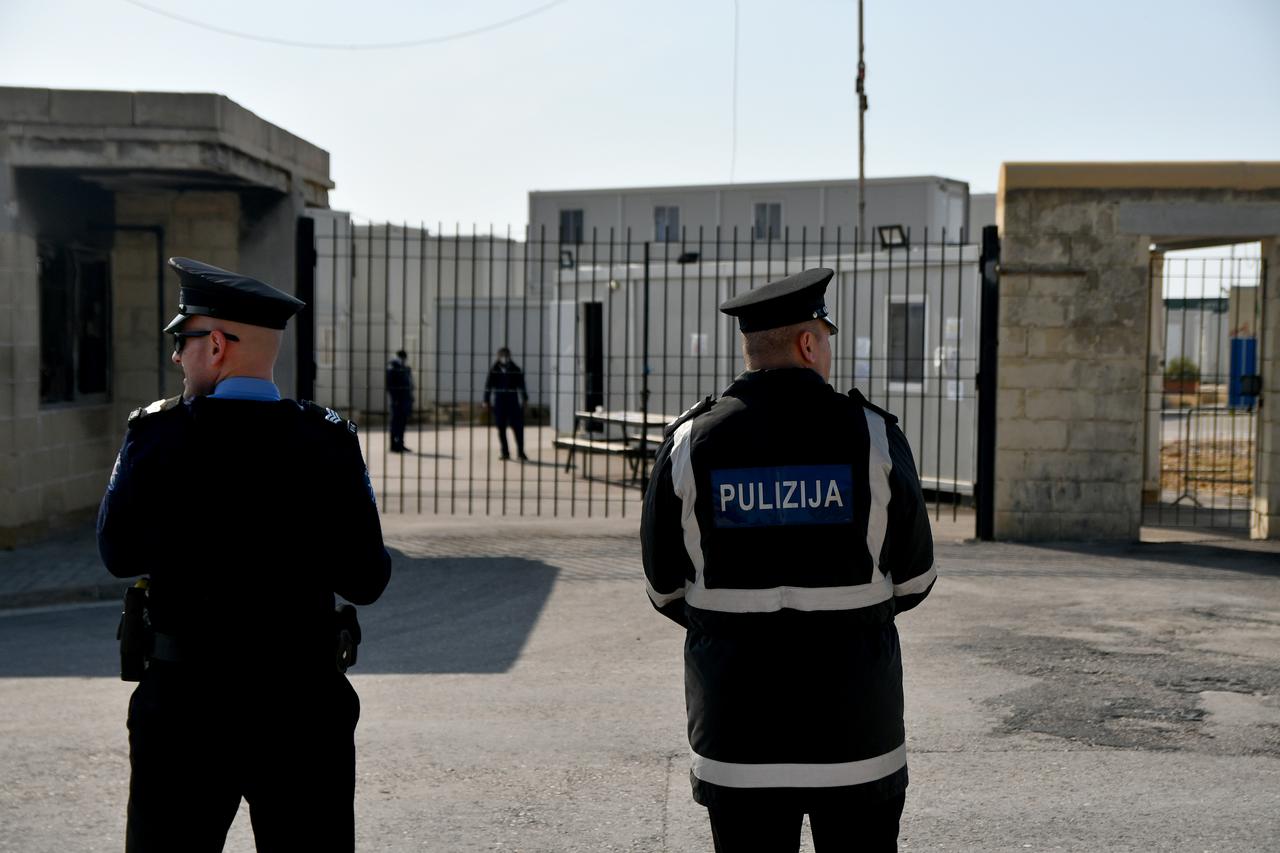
[528,176,973,252]
[547,245,981,496]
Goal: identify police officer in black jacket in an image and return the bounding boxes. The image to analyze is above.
[483,346,529,461]
[98,257,392,852]
[641,268,935,852]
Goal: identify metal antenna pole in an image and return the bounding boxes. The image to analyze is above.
[857,0,867,246]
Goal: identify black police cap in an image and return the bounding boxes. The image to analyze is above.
[719,267,838,335]
[163,257,305,333]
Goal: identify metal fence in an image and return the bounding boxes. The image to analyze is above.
[310,219,982,520]
[1144,251,1266,530]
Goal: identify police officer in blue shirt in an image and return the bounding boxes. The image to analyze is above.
[98,257,392,852]
[641,268,935,852]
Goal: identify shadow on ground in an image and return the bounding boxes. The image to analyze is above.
[357,552,557,674]
[0,551,557,678]
[1021,540,1280,579]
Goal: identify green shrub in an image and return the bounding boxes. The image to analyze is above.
[1165,357,1200,382]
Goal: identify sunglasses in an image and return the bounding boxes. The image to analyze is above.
[172,329,240,355]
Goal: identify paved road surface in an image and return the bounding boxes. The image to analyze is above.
[1,521,1277,851]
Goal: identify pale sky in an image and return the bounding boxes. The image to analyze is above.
[2,0,1277,227]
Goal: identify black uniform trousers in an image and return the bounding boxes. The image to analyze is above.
[492,395,525,457]
[707,793,905,853]
[125,663,360,852]
[389,393,411,450]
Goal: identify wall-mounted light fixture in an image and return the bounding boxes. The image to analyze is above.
[877,225,908,250]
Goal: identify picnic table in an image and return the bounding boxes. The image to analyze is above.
[552,409,675,482]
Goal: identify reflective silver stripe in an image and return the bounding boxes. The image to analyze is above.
[670,420,705,579]
[646,578,687,608]
[691,742,907,789]
[894,562,937,597]
[864,409,893,579]
[685,574,891,613]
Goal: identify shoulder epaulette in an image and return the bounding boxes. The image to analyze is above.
[127,395,183,426]
[847,388,899,425]
[300,400,359,436]
[663,395,716,440]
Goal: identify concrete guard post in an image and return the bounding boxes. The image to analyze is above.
[993,162,1280,540]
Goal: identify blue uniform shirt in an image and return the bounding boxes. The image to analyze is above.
[209,377,281,402]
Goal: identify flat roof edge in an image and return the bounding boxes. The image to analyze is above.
[529,175,967,197]
[0,87,330,186]
[1000,162,1280,192]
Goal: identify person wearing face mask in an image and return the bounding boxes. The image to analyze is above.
[641,268,935,853]
[97,257,392,852]
[482,346,529,461]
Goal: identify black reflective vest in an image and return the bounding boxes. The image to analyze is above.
[641,368,935,808]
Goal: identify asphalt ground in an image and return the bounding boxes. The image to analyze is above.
[0,516,1277,851]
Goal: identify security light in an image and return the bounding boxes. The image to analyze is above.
[877,225,908,250]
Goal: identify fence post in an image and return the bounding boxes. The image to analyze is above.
[975,225,1000,540]
[640,241,652,489]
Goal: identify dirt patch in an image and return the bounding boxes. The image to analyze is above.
[1160,440,1254,499]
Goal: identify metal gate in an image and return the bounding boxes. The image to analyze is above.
[308,214,984,521]
[1144,248,1266,531]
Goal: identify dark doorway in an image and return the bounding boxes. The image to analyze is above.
[582,301,604,413]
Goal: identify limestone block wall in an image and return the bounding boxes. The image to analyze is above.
[0,233,121,546]
[0,228,43,544]
[995,190,1150,539]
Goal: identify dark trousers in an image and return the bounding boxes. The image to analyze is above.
[125,667,360,852]
[707,793,905,853]
[493,396,525,457]
[389,395,411,449]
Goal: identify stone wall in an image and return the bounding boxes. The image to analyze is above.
[995,190,1150,539]
[0,227,43,546]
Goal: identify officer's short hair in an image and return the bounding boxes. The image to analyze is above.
[742,320,824,365]
[396,349,407,359]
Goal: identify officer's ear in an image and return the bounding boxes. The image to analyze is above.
[798,329,818,365]
[209,330,228,361]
